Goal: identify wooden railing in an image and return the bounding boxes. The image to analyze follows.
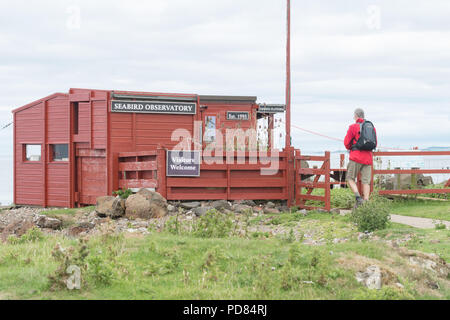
[295,151,331,211]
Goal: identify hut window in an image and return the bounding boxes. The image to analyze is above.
[204,116,216,142]
[51,144,69,162]
[24,144,41,162]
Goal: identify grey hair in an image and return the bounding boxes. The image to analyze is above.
[354,108,365,119]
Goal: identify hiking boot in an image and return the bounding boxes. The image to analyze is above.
[353,198,364,209]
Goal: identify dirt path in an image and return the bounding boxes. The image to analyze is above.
[340,210,449,229]
[390,214,450,229]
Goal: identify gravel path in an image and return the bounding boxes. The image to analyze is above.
[340,210,449,229]
[390,214,450,229]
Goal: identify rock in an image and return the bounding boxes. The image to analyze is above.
[233,200,256,207]
[35,216,62,230]
[0,219,35,242]
[264,207,280,215]
[210,200,232,211]
[125,190,168,219]
[252,206,264,213]
[296,209,308,215]
[167,204,176,212]
[95,196,125,219]
[426,280,440,290]
[278,205,289,213]
[125,194,152,219]
[266,201,276,208]
[356,265,382,290]
[232,204,253,214]
[193,206,213,217]
[77,221,95,229]
[395,282,404,289]
[180,202,201,209]
[67,226,90,237]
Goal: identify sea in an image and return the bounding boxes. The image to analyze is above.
[1,151,449,206]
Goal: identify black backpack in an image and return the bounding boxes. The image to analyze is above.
[352,120,377,151]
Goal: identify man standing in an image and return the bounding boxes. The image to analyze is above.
[344,108,376,208]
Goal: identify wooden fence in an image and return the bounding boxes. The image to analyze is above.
[117,149,450,209]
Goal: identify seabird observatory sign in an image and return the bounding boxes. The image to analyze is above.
[111,100,197,115]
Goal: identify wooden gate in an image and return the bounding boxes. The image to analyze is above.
[295,150,331,211]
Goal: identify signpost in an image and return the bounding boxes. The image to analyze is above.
[257,104,286,114]
[166,150,201,177]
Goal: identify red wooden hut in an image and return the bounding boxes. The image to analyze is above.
[12,88,289,208]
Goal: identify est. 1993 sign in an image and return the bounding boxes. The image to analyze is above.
[167,151,201,177]
[226,111,249,120]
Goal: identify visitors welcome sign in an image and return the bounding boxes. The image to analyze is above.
[166,151,201,177]
[111,100,197,115]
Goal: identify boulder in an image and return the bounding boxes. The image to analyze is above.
[137,189,168,219]
[125,189,168,219]
[35,216,62,230]
[95,196,125,219]
[210,200,232,211]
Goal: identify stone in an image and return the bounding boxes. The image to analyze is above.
[266,201,276,208]
[210,200,232,211]
[252,206,264,213]
[95,196,125,219]
[233,200,256,207]
[193,206,213,217]
[35,216,62,230]
[356,265,382,290]
[0,219,35,242]
[167,204,175,212]
[67,226,90,237]
[264,207,280,215]
[232,204,253,214]
[77,221,95,229]
[180,202,201,209]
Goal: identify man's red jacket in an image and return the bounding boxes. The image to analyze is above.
[344,118,375,165]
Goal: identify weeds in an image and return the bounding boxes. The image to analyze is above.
[7,227,44,244]
[350,195,391,232]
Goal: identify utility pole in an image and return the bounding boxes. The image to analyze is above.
[285,0,291,148]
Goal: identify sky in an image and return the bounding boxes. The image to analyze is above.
[0,0,449,202]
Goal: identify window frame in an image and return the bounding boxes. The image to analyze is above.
[49,144,69,162]
[23,144,42,163]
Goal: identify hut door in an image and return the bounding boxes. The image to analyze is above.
[75,149,107,205]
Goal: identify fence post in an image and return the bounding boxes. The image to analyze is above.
[156,146,167,199]
[286,146,295,207]
[295,149,300,206]
[324,151,331,212]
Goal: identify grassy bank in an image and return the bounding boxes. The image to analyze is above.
[0,208,448,300]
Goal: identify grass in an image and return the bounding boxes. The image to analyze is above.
[0,206,448,300]
[390,199,450,221]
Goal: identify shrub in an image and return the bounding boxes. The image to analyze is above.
[192,209,235,238]
[350,195,391,232]
[87,255,114,286]
[113,188,133,199]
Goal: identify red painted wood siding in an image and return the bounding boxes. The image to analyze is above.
[110,113,194,152]
[14,95,71,207]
